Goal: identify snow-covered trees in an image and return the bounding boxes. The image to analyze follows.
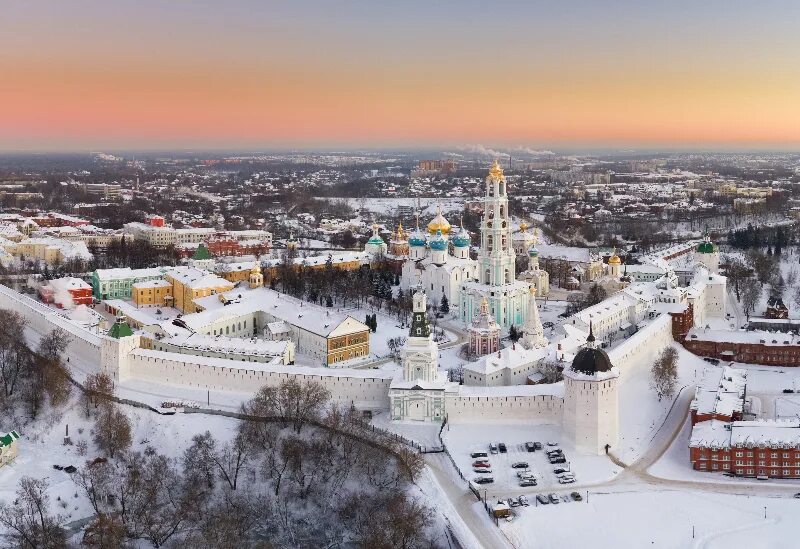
[93,405,132,458]
[0,476,65,548]
[651,347,679,401]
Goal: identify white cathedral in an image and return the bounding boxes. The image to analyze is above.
[400,160,548,329]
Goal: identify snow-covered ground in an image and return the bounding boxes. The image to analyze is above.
[615,344,706,464]
[500,483,800,549]
[0,400,239,526]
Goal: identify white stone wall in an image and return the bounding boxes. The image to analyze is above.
[607,313,673,372]
[0,284,102,371]
[127,349,391,409]
[446,393,563,423]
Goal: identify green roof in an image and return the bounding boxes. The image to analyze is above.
[192,243,212,260]
[0,431,19,447]
[108,319,134,339]
[696,241,715,253]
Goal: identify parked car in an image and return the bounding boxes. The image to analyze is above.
[498,443,507,453]
[525,442,536,452]
[509,498,521,507]
[546,449,563,456]
[471,451,489,458]
[536,494,549,505]
[519,479,537,487]
[474,476,494,484]
[793,493,800,499]
[548,493,560,504]
[517,470,533,478]
[571,492,583,501]
[534,442,543,451]
[783,389,795,394]
[474,468,493,474]
[549,457,567,464]
[473,461,491,468]
[559,477,576,484]
[558,472,575,479]
[703,357,720,365]
[553,468,568,475]
[547,442,559,447]
[519,495,530,506]
[512,462,529,469]
[489,443,498,454]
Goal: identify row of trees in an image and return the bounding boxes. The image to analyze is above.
[0,312,72,421]
[2,378,438,548]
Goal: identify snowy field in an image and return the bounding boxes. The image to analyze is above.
[0,400,239,527]
[499,484,800,549]
[615,345,706,464]
[442,423,621,495]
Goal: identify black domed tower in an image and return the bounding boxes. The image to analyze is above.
[562,321,619,455]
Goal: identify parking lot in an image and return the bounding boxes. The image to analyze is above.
[444,423,621,496]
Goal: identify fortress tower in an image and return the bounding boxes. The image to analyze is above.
[562,323,619,454]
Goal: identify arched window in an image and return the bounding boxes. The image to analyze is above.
[485,269,491,284]
[487,235,493,251]
[505,268,511,283]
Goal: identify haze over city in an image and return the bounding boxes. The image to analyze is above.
[4,3,800,549]
[3,1,800,150]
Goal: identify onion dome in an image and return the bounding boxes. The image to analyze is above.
[696,240,716,253]
[429,229,448,251]
[409,229,427,247]
[452,223,470,248]
[367,234,384,245]
[452,232,470,248]
[427,205,451,235]
[571,322,613,375]
[528,244,539,257]
[608,249,621,265]
[697,230,716,253]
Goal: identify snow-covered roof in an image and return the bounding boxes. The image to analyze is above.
[687,328,798,346]
[185,286,370,338]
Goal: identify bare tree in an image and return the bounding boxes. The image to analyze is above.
[93,404,132,458]
[0,476,65,549]
[83,372,115,418]
[740,277,762,318]
[247,379,331,433]
[72,459,113,515]
[651,347,679,401]
[82,513,126,549]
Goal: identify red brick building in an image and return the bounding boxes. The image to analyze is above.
[176,233,270,259]
[690,419,800,478]
[39,277,93,308]
[683,329,800,367]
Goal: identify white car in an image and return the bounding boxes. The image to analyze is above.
[559,477,576,484]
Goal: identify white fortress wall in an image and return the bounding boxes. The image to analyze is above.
[446,384,565,423]
[0,284,102,370]
[607,313,673,373]
[127,348,393,409]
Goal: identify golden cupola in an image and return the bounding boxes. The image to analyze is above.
[488,158,504,180]
[608,249,622,265]
[427,204,451,235]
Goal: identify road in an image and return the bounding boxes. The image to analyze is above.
[427,377,800,549]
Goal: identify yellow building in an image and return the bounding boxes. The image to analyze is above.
[166,268,235,313]
[12,237,91,265]
[131,279,174,308]
[327,327,370,364]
